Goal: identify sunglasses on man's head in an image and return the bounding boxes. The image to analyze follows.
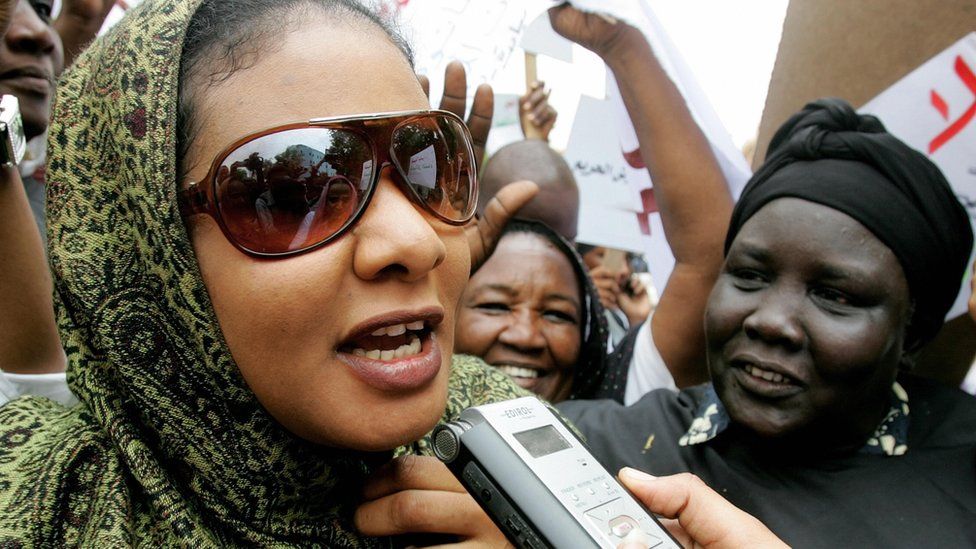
[179,110,478,257]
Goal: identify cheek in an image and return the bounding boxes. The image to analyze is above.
[454,309,505,356]
[807,312,904,381]
[438,230,470,308]
[546,326,581,369]
[704,279,751,351]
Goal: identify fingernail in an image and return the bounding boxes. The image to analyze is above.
[620,467,656,482]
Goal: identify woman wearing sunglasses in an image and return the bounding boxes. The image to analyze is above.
[0,0,542,545]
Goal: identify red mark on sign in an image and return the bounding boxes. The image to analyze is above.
[929,56,976,154]
[623,148,646,169]
[621,147,658,235]
[931,90,949,120]
[637,188,658,236]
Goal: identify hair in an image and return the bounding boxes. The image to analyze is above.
[175,0,414,180]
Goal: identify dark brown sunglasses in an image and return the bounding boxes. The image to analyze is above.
[179,109,477,257]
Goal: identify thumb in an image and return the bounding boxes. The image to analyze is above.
[468,180,539,272]
[618,468,787,549]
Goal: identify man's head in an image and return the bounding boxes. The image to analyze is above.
[479,140,579,241]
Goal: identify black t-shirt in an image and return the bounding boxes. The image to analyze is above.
[558,375,976,548]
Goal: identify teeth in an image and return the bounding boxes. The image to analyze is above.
[370,322,424,337]
[349,336,423,362]
[496,365,541,379]
[746,365,785,384]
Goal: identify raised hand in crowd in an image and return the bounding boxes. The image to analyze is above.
[53,0,115,69]
[419,60,493,173]
[590,265,652,327]
[519,80,557,141]
[616,468,788,549]
[550,4,733,387]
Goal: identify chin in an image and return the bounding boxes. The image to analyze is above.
[330,402,447,452]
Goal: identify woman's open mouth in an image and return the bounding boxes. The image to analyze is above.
[730,359,804,399]
[494,364,551,389]
[337,310,444,392]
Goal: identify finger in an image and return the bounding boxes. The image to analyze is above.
[524,86,547,108]
[467,83,494,171]
[469,180,539,272]
[439,61,468,119]
[618,469,781,548]
[362,456,464,501]
[418,74,431,99]
[354,489,488,537]
[530,103,552,124]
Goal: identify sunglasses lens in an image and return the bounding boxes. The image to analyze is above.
[215,128,373,254]
[391,114,476,222]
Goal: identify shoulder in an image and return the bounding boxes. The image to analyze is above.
[900,374,976,447]
[559,384,707,431]
[556,385,712,474]
[0,398,117,541]
[444,355,531,418]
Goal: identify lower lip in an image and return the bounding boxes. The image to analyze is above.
[337,332,442,392]
[731,365,804,399]
[1,75,51,94]
[511,376,539,390]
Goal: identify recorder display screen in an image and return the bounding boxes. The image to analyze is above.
[513,425,572,458]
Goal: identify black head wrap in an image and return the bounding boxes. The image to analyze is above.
[727,98,974,346]
[498,219,611,399]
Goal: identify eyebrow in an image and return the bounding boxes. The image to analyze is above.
[734,241,878,283]
[477,284,518,297]
[544,293,581,313]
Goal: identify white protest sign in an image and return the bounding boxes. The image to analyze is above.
[564,94,674,294]
[564,95,643,213]
[520,12,574,63]
[407,145,437,189]
[861,33,976,319]
[391,0,547,112]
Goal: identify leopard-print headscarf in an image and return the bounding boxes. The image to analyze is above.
[0,0,528,545]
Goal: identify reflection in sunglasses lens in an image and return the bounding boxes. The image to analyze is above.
[216,128,371,254]
[392,115,474,221]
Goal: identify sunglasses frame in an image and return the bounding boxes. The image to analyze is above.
[178,109,478,258]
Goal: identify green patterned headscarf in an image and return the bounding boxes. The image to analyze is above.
[0,0,527,545]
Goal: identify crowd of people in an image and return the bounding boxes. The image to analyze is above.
[0,0,973,546]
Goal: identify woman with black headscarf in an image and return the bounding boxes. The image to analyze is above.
[559,98,976,547]
[454,218,618,403]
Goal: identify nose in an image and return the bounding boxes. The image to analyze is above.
[6,2,58,58]
[351,168,447,282]
[741,288,805,351]
[497,309,547,354]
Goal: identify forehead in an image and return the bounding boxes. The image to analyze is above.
[470,233,580,296]
[731,198,904,283]
[186,16,427,173]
